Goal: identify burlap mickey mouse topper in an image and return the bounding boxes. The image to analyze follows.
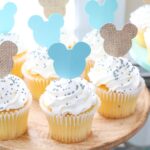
[100,23,137,57]
[0,41,18,78]
[39,0,68,18]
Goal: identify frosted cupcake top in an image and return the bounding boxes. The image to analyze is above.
[22,47,57,79]
[0,75,31,111]
[83,30,105,60]
[40,78,99,115]
[88,55,143,93]
[0,33,26,54]
[130,5,150,29]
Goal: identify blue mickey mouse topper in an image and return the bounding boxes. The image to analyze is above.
[28,13,64,48]
[0,2,17,33]
[48,42,91,79]
[85,0,117,29]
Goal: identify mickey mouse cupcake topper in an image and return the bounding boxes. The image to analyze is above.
[29,13,64,48]
[100,23,137,57]
[48,42,91,79]
[0,41,18,78]
[39,0,68,18]
[85,0,117,29]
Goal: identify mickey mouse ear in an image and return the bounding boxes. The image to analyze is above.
[48,43,66,60]
[85,0,99,14]
[123,23,137,39]
[5,2,17,14]
[1,41,18,56]
[100,23,116,39]
[73,42,91,58]
[28,15,43,30]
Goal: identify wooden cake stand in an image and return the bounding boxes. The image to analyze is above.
[0,87,150,150]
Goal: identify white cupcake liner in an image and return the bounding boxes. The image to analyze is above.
[97,80,145,118]
[0,95,32,140]
[40,98,97,143]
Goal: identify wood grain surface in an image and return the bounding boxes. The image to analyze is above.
[0,88,149,150]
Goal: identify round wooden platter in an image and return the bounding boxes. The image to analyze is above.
[0,88,150,150]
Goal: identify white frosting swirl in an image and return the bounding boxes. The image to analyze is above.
[40,78,99,115]
[83,30,105,60]
[23,47,57,79]
[88,55,143,93]
[0,75,31,111]
[130,5,150,29]
[0,33,26,54]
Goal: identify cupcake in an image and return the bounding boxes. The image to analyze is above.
[0,74,32,140]
[88,55,144,119]
[130,5,150,48]
[22,47,58,100]
[40,78,99,143]
[0,33,27,78]
[82,30,105,80]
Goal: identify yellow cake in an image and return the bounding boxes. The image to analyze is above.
[0,75,32,140]
[82,59,94,81]
[88,56,144,119]
[40,78,99,143]
[136,29,146,48]
[12,50,27,78]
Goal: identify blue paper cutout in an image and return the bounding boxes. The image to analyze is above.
[0,2,17,33]
[85,0,117,29]
[28,13,64,47]
[48,42,91,79]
